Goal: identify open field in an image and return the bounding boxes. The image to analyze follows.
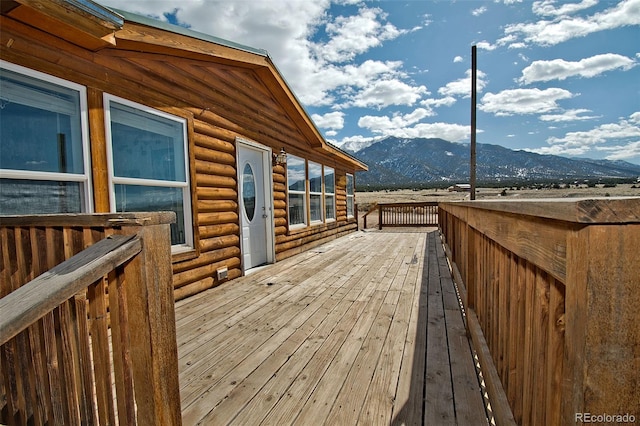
[356,183,640,212]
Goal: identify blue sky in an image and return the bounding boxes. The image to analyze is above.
[102,0,640,165]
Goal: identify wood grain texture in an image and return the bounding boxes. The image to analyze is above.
[175,230,487,425]
[1,10,363,300]
[439,198,640,426]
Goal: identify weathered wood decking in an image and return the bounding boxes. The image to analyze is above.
[175,230,488,425]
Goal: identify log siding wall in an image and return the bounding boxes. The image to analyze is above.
[0,14,361,300]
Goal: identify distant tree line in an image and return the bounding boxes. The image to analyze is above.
[355,177,638,192]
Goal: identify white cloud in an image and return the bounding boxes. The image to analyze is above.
[318,7,405,63]
[312,111,345,130]
[532,0,599,17]
[438,70,488,98]
[357,109,471,142]
[529,113,640,158]
[476,41,497,51]
[519,53,637,84]
[504,0,640,47]
[420,96,457,108]
[347,79,428,109]
[539,109,601,122]
[480,87,575,116]
[453,56,464,63]
[472,6,488,16]
[596,141,640,161]
[358,108,434,131]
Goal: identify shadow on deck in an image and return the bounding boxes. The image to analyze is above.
[175,230,489,425]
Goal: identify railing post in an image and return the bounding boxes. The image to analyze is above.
[378,204,383,230]
[117,213,182,426]
[562,223,640,424]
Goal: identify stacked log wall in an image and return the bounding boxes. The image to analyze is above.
[0,15,360,300]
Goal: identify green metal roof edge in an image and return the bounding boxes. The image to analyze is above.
[110,8,269,57]
[68,0,124,28]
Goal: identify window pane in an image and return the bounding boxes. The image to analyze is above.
[347,197,354,217]
[346,174,354,196]
[115,184,186,245]
[0,68,84,174]
[0,178,82,214]
[309,162,322,193]
[287,155,306,191]
[110,102,186,182]
[242,163,256,221]
[325,195,335,220]
[325,168,335,193]
[310,194,322,222]
[288,192,305,225]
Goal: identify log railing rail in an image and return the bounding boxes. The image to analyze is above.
[0,212,182,426]
[438,198,640,426]
[376,202,438,230]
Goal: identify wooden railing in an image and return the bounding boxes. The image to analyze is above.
[0,213,182,426]
[364,202,438,229]
[438,198,640,426]
[361,203,378,229]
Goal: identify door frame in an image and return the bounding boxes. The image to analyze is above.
[236,138,275,273]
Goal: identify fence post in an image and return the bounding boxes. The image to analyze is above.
[117,212,182,426]
[562,223,640,424]
[378,204,383,230]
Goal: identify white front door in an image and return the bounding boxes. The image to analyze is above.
[237,141,274,271]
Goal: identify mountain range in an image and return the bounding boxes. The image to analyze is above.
[347,137,640,188]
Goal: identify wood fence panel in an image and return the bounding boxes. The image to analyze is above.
[438,199,640,426]
[0,213,181,425]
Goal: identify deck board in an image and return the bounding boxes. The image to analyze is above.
[175,230,488,425]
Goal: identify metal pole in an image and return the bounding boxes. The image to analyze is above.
[470,45,477,200]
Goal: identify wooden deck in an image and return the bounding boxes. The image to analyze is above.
[174,230,488,425]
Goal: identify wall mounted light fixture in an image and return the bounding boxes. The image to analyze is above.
[274,147,287,166]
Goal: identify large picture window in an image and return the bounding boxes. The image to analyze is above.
[287,154,306,227]
[308,161,323,223]
[105,95,192,251]
[346,173,355,218]
[324,167,335,221]
[0,61,91,214]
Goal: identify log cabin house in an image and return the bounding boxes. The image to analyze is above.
[0,0,367,300]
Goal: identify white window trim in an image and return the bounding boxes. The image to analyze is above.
[103,94,193,252]
[324,166,336,222]
[308,161,323,224]
[346,173,355,218]
[287,154,307,230]
[0,60,94,213]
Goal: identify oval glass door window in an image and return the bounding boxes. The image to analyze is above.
[242,163,256,221]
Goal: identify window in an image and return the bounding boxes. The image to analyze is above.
[105,95,192,251]
[324,167,335,221]
[0,61,91,214]
[346,173,355,218]
[287,154,306,227]
[308,161,323,223]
